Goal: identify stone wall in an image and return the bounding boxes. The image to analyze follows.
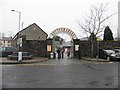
[73,39,80,58]
[22,40,47,57]
[80,41,97,57]
[99,41,120,49]
[79,41,120,57]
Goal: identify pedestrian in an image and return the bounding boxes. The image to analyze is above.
[67,48,70,58]
[57,48,61,59]
[61,48,64,59]
[78,46,81,59]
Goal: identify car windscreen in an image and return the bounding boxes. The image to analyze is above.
[114,49,120,53]
[0,47,6,52]
[104,50,115,54]
[6,47,17,52]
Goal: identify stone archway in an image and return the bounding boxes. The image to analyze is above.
[49,28,77,39]
[49,27,78,59]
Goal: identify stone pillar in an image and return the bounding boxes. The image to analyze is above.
[20,35,26,52]
[46,39,53,58]
[73,39,80,59]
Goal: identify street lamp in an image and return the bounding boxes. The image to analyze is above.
[11,10,21,33]
[11,10,22,62]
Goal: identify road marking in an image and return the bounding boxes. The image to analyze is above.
[16,64,57,66]
[108,62,114,64]
[1,61,116,66]
[90,61,115,64]
[94,62,100,64]
[1,65,17,66]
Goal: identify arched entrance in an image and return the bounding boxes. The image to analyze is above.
[49,27,78,59]
[49,27,77,39]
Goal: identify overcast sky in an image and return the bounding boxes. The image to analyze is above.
[1,0,119,40]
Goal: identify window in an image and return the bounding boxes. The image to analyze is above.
[47,45,52,52]
[8,40,10,43]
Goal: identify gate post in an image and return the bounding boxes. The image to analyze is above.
[46,39,53,58]
[73,39,80,59]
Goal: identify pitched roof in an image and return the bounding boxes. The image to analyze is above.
[2,37,12,41]
[80,37,89,41]
[12,23,48,40]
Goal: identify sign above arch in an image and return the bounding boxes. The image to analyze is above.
[49,28,77,39]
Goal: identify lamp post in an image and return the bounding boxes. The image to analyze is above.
[11,10,22,62]
[11,10,21,34]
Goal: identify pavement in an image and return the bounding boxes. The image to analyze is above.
[0,56,110,65]
[0,57,49,64]
[81,57,110,62]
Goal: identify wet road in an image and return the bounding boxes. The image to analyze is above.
[2,58,119,88]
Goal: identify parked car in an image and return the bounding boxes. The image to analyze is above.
[7,52,33,60]
[99,49,115,60]
[109,52,120,61]
[0,46,18,57]
[114,49,120,53]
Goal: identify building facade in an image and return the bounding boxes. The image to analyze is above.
[0,37,12,47]
[12,23,48,57]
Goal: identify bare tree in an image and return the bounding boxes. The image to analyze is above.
[77,3,116,57]
[78,3,116,39]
